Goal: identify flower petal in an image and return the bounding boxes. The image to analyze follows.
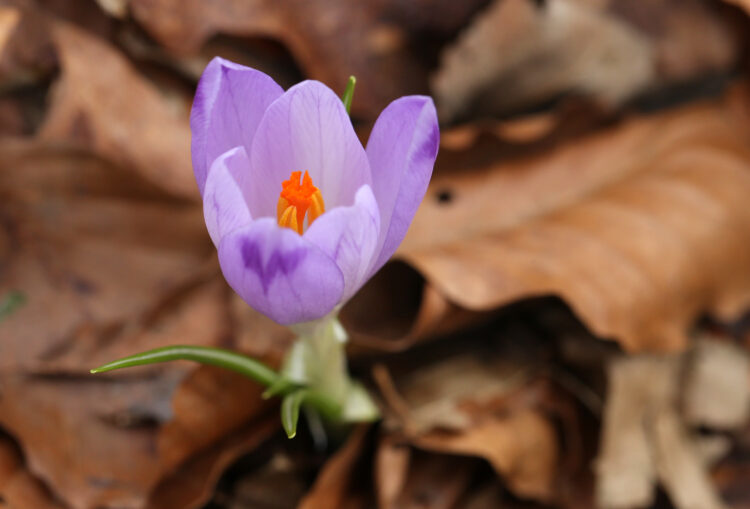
[218,218,345,325]
[365,96,439,275]
[249,80,371,218]
[304,185,381,301]
[191,57,283,195]
[203,146,253,246]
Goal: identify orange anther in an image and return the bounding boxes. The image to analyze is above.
[277,171,325,234]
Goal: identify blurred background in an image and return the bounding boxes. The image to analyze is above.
[2,0,750,508]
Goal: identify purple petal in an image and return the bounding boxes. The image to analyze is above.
[366,96,439,275]
[191,57,283,196]
[203,146,253,247]
[217,218,345,325]
[304,185,381,301]
[249,80,371,218]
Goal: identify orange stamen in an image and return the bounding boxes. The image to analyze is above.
[278,204,301,234]
[277,171,325,234]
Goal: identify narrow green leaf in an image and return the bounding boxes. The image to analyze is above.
[0,291,25,323]
[281,389,309,439]
[91,345,343,429]
[341,75,356,114]
[90,345,278,387]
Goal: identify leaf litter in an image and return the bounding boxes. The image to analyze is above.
[2,0,750,508]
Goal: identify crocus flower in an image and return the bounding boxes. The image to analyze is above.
[191,58,439,325]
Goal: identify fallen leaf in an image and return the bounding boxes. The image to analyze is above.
[432,0,739,122]
[374,435,410,509]
[146,416,279,509]
[127,0,489,118]
[37,17,196,200]
[596,355,678,508]
[0,141,210,373]
[298,426,370,509]
[0,140,288,508]
[722,0,750,13]
[352,87,750,353]
[597,338,747,509]
[0,436,64,509]
[683,337,750,430]
[413,411,558,501]
[386,452,477,509]
[373,334,571,502]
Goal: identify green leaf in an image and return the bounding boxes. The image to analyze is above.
[0,291,25,323]
[341,75,356,115]
[281,389,309,439]
[90,345,344,433]
[90,345,278,387]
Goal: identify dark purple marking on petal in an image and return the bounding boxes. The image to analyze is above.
[240,238,307,295]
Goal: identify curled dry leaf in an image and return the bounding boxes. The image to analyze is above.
[0,141,285,508]
[298,426,370,509]
[349,86,750,354]
[0,436,64,509]
[375,435,411,509]
[683,337,750,430]
[126,0,488,118]
[433,0,739,122]
[597,336,750,509]
[433,0,654,121]
[413,411,558,502]
[385,453,478,509]
[35,16,197,200]
[374,345,568,502]
[146,416,279,509]
[722,0,750,13]
[652,409,728,509]
[596,355,679,508]
[0,141,210,373]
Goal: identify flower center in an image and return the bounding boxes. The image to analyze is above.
[277,170,325,234]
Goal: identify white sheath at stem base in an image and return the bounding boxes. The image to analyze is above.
[285,316,379,422]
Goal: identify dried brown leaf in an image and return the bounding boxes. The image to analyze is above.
[0,437,63,509]
[596,355,679,507]
[597,339,748,509]
[652,409,728,509]
[683,337,750,430]
[413,411,558,501]
[146,417,279,509]
[374,342,569,502]
[433,0,739,122]
[374,436,410,509]
[389,90,750,353]
[38,18,196,199]
[127,0,487,118]
[0,140,287,508]
[298,426,370,509]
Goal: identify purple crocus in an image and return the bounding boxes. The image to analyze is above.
[191,58,439,325]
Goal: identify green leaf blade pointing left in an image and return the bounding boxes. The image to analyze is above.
[90,345,279,387]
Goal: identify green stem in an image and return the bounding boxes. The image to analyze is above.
[90,345,342,420]
[341,75,356,114]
